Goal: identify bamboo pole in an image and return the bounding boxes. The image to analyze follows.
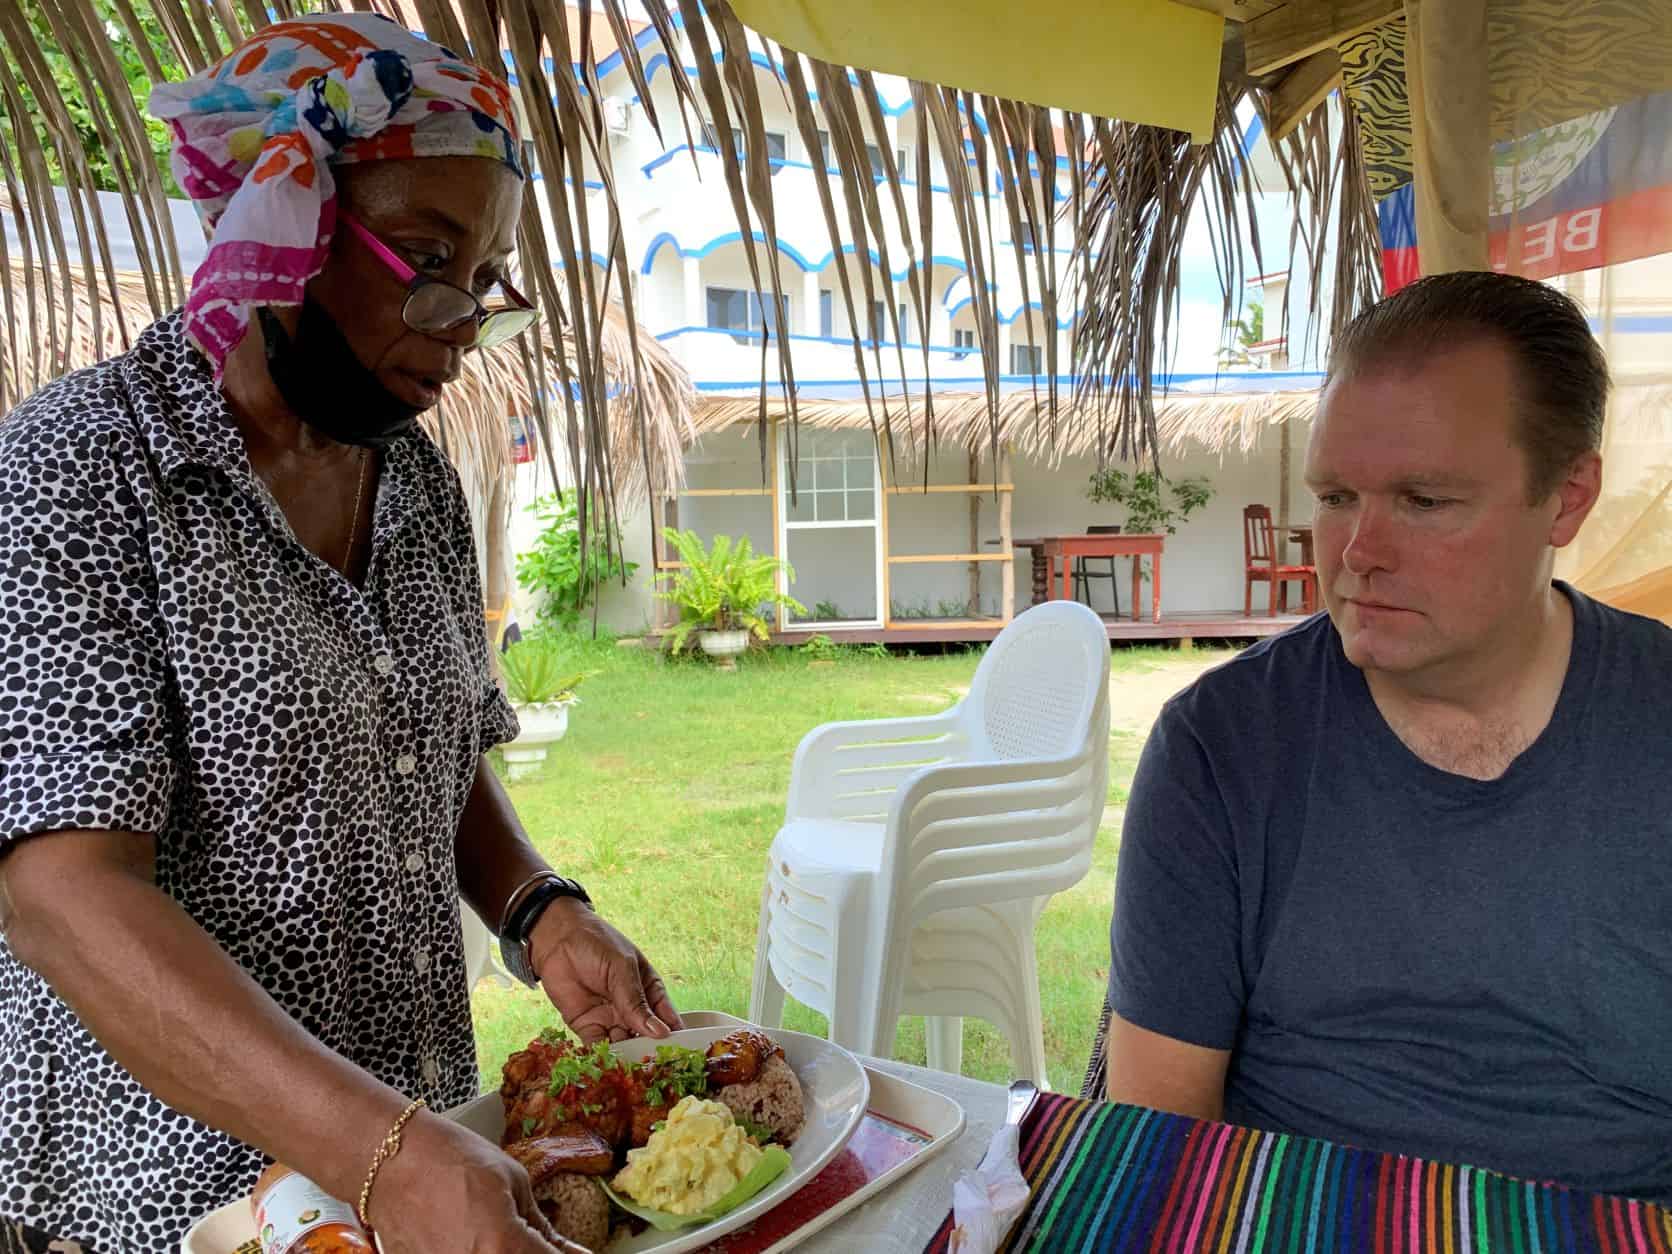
[1277,418,1291,563]
[967,447,981,616]
[1000,446,1015,621]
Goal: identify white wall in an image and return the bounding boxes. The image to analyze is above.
[560,417,1319,633]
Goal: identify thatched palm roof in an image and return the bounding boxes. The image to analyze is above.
[0,250,696,506]
[691,387,1319,465]
[0,0,1379,520]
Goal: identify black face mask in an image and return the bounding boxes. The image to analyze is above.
[257,300,426,449]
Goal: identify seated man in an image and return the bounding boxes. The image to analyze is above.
[1106,270,1672,1202]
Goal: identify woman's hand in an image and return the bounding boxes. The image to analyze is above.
[530,898,684,1044]
[367,1111,592,1253]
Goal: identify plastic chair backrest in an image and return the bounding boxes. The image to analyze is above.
[966,600,1110,761]
[1243,504,1275,569]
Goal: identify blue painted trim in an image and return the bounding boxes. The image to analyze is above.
[690,369,1330,392]
[554,252,612,270]
[641,232,969,281]
[593,12,675,84]
[1241,113,1265,158]
[640,230,818,274]
[653,326,985,357]
[529,173,605,191]
[945,296,1077,327]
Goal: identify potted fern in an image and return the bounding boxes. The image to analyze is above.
[656,528,805,665]
[498,636,594,780]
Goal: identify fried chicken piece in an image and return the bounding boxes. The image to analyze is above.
[703,1028,785,1089]
[501,1035,633,1149]
[504,1126,616,1177]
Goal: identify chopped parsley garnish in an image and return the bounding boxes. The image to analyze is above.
[546,1040,623,1096]
[652,1044,708,1101]
[538,1025,570,1047]
[521,1116,537,1137]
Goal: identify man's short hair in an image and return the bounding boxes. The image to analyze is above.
[1326,271,1608,500]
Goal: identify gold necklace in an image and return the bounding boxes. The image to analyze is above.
[342,448,369,572]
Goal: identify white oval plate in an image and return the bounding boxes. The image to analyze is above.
[598,1024,869,1252]
[182,1022,868,1254]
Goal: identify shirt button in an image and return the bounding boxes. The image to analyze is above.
[405,852,425,873]
[413,948,431,976]
[395,753,417,775]
[373,653,395,676]
[421,1056,441,1086]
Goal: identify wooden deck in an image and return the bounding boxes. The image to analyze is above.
[769,608,1313,647]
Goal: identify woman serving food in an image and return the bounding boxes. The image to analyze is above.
[0,14,678,1254]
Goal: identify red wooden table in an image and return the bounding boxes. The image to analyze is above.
[1013,534,1165,623]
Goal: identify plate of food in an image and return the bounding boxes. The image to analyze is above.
[179,1021,868,1254]
[449,1023,870,1252]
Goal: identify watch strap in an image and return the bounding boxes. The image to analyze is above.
[497,873,592,988]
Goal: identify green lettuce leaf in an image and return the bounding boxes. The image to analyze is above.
[600,1145,792,1232]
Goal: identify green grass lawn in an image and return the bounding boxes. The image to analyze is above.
[473,635,1228,1094]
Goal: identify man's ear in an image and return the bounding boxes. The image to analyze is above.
[1549,450,1602,549]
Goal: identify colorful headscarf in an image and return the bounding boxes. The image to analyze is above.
[149,12,524,377]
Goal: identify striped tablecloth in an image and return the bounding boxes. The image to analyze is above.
[922,1093,1672,1254]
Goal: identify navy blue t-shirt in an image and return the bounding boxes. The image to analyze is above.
[1109,584,1672,1201]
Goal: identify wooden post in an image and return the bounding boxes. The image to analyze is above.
[878,433,892,625]
[658,496,679,632]
[770,421,785,633]
[999,447,1015,622]
[1277,418,1292,565]
[967,448,981,616]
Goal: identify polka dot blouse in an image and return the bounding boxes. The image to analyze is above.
[0,314,520,1251]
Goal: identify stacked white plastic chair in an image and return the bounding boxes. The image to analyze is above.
[749,600,1111,1087]
[461,899,513,991]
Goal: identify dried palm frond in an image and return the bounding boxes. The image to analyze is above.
[0,250,695,508]
[1259,88,1382,369]
[1,0,1380,526]
[690,386,1320,464]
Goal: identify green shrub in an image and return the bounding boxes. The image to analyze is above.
[498,635,594,706]
[655,529,806,653]
[515,495,638,630]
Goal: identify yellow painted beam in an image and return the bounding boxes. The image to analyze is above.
[730,0,1224,143]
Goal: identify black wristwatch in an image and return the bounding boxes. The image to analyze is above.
[497,873,592,987]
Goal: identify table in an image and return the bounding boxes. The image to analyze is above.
[807,1059,1672,1254]
[1012,535,1165,623]
[798,1059,1005,1253]
[1289,524,1314,567]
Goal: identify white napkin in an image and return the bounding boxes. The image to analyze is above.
[948,1121,1030,1254]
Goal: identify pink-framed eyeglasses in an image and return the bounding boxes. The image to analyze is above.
[339,210,539,350]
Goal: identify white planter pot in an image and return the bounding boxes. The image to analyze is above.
[503,701,571,781]
[698,629,750,667]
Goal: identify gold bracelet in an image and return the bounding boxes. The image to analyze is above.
[357,1097,427,1231]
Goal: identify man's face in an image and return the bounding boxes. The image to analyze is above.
[1304,338,1587,682]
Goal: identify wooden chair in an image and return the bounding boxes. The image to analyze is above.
[1243,504,1317,617]
[1071,524,1121,617]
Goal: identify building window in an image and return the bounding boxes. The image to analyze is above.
[707,286,789,340]
[953,328,976,350]
[866,143,907,180]
[701,123,786,163]
[819,290,833,338]
[1013,222,1038,250]
[816,129,831,167]
[786,429,877,525]
[1009,342,1043,375]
